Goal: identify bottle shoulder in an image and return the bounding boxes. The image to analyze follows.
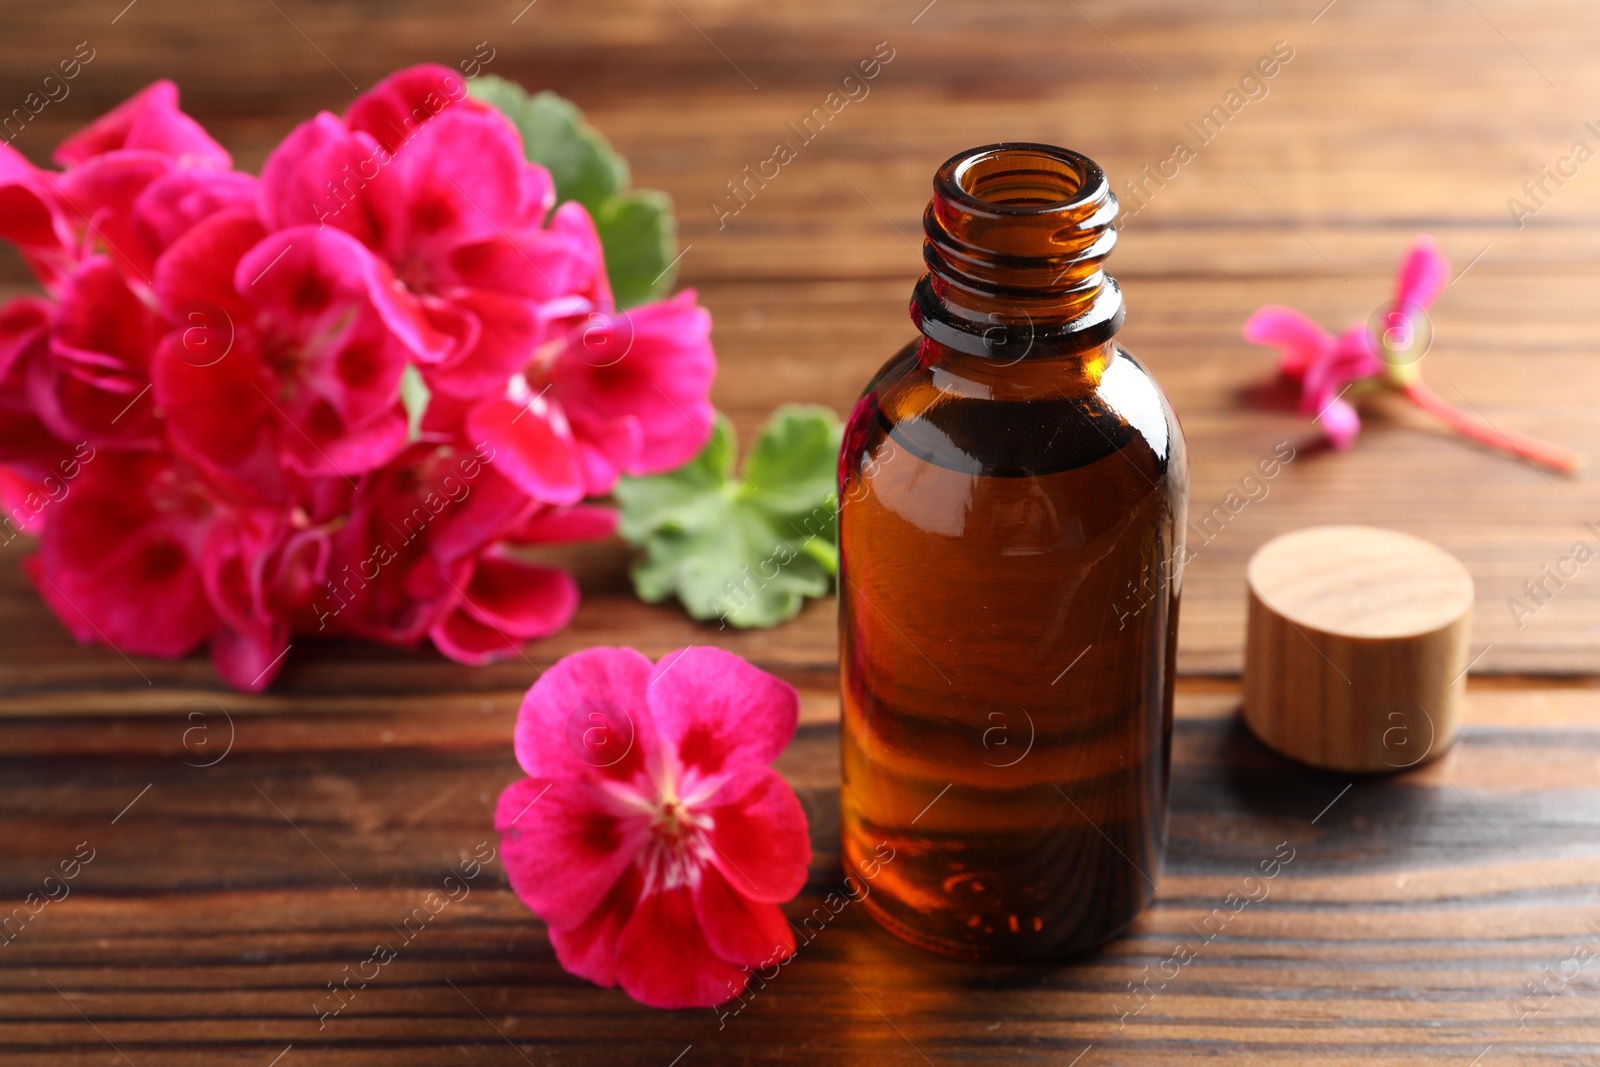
[842,339,1185,484]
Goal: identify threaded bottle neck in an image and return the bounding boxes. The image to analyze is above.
[912,143,1124,360]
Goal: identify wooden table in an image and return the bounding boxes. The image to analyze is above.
[4,1,1599,1063]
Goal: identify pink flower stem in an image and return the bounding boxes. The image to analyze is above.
[1400,380,1585,475]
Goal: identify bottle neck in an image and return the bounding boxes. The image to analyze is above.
[911,143,1124,364]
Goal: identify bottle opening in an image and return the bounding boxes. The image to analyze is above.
[948,147,1089,213]
[929,142,1116,252]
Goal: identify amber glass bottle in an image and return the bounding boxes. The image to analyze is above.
[838,143,1187,960]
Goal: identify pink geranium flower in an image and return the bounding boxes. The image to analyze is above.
[1241,314,1380,449]
[469,290,717,504]
[24,450,291,690]
[151,214,450,491]
[312,445,602,659]
[54,80,239,285]
[257,68,601,378]
[35,255,164,450]
[1,82,256,456]
[0,80,241,294]
[1244,235,1583,472]
[495,646,810,1009]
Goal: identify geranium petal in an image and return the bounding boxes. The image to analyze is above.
[57,151,175,282]
[150,332,285,502]
[458,554,578,638]
[31,455,214,658]
[447,201,605,302]
[212,619,290,693]
[513,646,657,785]
[507,504,618,545]
[0,467,50,534]
[229,230,425,476]
[0,413,64,482]
[36,257,161,447]
[369,108,528,258]
[27,352,157,452]
[546,200,612,308]
[494,777,649,931]
[1300,327,1381,419]
[132,168,258,257]
[547,863,641,990]
[0,143,74,287]
[53,80,230,169]
[647,646,799,781]
[1320,396,1362,450]
[430,557,577,667]
[232,227,451,367]
[701,766,811,904]
[0,296,51,384]
[153,208,265,321]
[571,415,643,499]
[233,226,385,330]
[692,861,797,970]
[1329,325,1384,381]
[516,158,557,221]
[1393,233,1449,311]
[0,301,63,477]
[422,464,539,567]
[1241,304,1334,380]
[614,885,749,1009]
[52,255,159,372]
[48,537,191,623]
[343,63,485,156]
[316,477,449,647]
[429,608,520,666]
[423,288,542,398]
[202,520,277,635]
[553,290,715,478]
[295,409,409,479]
[256,113,383,243]
[0,143,62,249]
[467,394,587,506]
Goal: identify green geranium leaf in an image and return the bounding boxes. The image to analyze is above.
[399,363,430,443]
[471,76,676,308]
[595,191,676,310]
[615,405,845,629]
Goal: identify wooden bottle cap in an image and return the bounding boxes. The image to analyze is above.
[1242,525,1474,773]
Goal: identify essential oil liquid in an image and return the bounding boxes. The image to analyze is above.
[839,340,1183,960]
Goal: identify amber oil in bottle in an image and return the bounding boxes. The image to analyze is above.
[838,143,1187,960]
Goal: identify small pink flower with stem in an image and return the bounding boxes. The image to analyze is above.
[1243,235,1584,473]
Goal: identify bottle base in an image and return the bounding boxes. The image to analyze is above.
[853,879,1152,963]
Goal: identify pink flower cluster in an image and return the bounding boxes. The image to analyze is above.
[0,67,716,690]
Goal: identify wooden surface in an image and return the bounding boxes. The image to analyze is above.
[1243,525,1474,772]
[3,0,1600,1063]
[5,681,1600,1066]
